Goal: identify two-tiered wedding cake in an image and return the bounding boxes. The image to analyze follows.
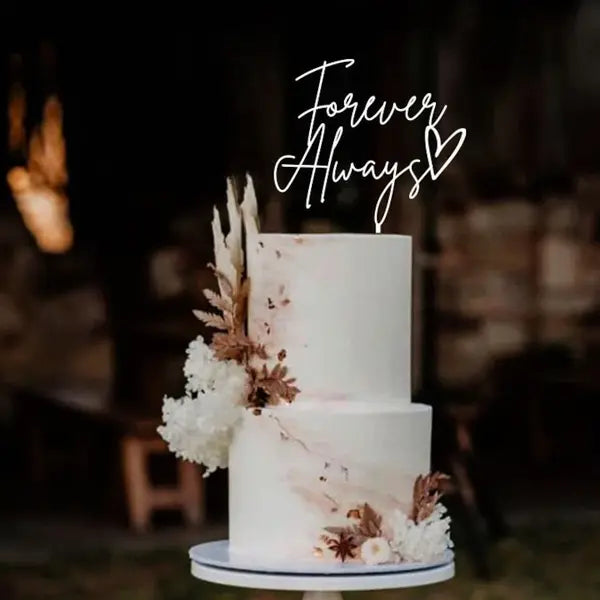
[159,175,452,567]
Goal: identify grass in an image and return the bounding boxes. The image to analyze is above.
[2,520,600,599]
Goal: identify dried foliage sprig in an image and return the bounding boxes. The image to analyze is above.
[194,265,247,334]
[411,472,451,523]
[323,503,383,550]
[250,363,300,407]
[356,503,383,538]
[193,175,299,410]
[319,491,453,564]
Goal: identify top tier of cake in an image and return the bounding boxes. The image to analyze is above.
[246,232,412,402]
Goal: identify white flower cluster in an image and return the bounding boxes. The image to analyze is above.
[157,335,249,477]
[356,504,452,566]
[389,503,453,563]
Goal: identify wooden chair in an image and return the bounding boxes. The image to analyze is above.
[13,385,205,532]
[121,424,204,533]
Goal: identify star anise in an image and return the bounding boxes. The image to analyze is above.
[326,531,357,562]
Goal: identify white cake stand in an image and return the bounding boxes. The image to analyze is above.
[190,541,455,600]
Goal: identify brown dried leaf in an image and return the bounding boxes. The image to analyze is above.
[193,310,228,331]
[412,472,451,523]
[203,288,232,314]
[211,331,254,362]
[256,362,300,404]
[357,503,382,538]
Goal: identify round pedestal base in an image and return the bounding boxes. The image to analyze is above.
[191,559,455,591]
[189,540,455,595]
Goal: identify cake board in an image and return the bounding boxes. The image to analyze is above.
[190,540,455,600]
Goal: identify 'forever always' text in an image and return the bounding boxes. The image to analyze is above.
[273,58,467,232]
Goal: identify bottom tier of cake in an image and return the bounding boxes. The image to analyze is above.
[228,400,440,566]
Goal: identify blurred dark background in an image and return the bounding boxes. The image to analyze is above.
[1,3,599,599]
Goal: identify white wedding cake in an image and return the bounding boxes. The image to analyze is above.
[159,175,452,567]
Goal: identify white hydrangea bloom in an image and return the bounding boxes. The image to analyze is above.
[389,504,453,564]
[158,336,249,476]
[183,336,247,398]
[360,537,392,565]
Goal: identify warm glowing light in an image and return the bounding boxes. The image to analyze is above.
[8,167,73,253]
[8,82,26,153]
[7,93,73,253]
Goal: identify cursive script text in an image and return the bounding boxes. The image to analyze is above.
[273,58,467,232]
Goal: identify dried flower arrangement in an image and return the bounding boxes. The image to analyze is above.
[316,473,452,565]
[195,175,299,410]
[157,175,299,476]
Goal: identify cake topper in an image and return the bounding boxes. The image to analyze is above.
[272,58,467,233]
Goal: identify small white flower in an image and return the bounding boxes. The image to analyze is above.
[157,335,249,476]
[360,537,392,565]
[389,504,453,563]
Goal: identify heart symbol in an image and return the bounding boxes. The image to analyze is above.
[425,124,466,181]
